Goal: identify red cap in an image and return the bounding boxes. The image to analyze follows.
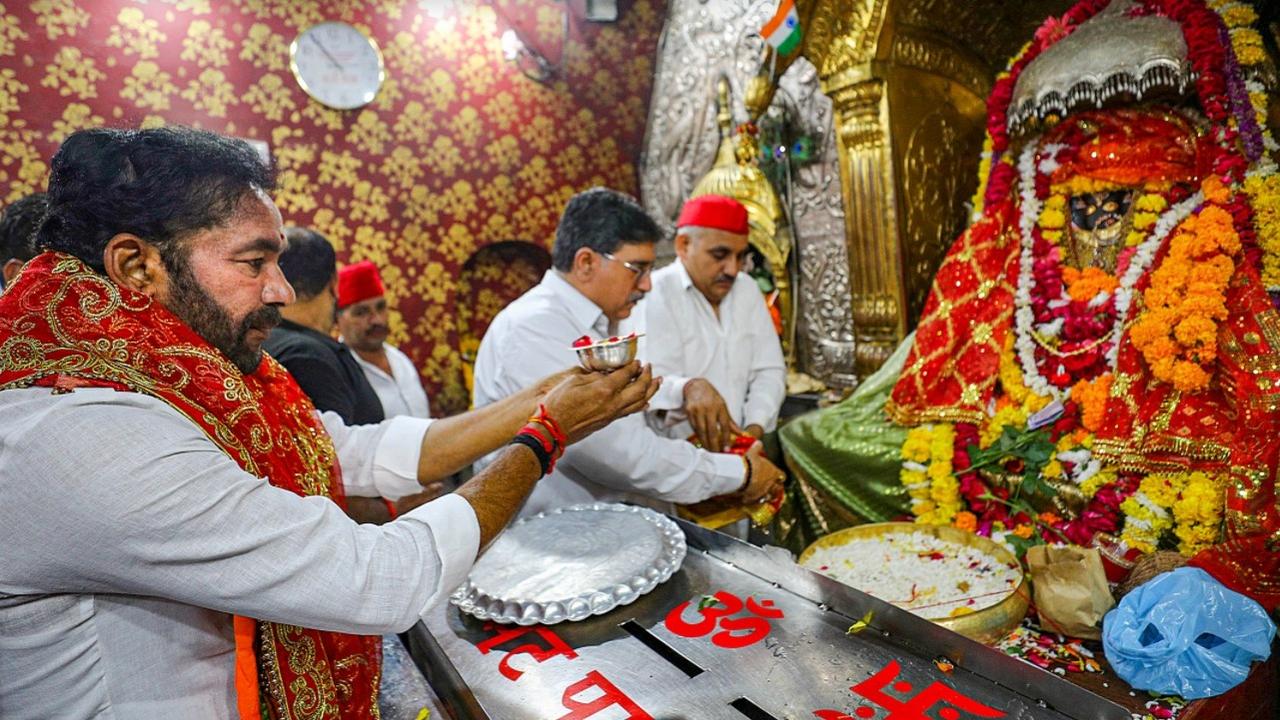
[675,194,749,235]
[336,261,385,309]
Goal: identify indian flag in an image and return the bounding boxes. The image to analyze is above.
[760,0,801,55]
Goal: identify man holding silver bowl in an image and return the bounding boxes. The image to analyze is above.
[473,188,786,517]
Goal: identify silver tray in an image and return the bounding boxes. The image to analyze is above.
[450,502,686,625]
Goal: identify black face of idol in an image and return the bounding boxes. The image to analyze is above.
[1070,190,1134,232]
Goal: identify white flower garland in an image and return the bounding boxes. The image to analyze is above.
[1011,136,1204,401]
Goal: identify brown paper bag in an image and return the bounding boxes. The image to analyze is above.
[1025,545,1115,640]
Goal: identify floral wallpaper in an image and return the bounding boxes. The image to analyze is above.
[0,0,664,413]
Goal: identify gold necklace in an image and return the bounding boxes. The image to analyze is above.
[1030,327,1118,357]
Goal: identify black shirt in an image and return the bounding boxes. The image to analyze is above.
[263,319,385,425]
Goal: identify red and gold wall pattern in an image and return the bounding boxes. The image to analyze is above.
[0,0,664,413]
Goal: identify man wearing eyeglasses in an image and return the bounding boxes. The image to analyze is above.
[640,195,786,454]
[473,188,786,517]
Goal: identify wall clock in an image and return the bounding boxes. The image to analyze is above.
[289,22,386,110]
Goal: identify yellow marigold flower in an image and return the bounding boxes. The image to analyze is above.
[1072,373,1112,432]
[1142,475,1181,507]
[1135,193,1168,213]
[1063,266,1119,303]
[1043,459,1064,479]
[1171,360,1211,391]
[1189,255,1234,285]
[902,427,932,462]
[1221,5,1258,26]
[900,469,927,486]
[1039,207,1067,230]
[1200,176,1231,205]
[1174,315,1217,347]
[1132,212,1158,229]
[1169,232,1216,260]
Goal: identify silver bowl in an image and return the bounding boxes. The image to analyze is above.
[574,333,642,371]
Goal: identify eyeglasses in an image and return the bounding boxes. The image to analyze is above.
[600,251,653,281]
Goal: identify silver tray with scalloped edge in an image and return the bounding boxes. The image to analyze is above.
[450,502,686,626]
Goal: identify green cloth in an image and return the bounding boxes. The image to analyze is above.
[776,334,914,551]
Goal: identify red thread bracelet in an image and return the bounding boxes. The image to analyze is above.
[533,403,568,448]
[519,422,555,456]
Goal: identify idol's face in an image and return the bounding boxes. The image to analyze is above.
[337,295,390,352]
[676,227,751,306]
[164,189,294,373]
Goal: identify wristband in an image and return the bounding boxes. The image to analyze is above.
[510,433,552,475]
[738,455,752,494]
[529,403,568,449]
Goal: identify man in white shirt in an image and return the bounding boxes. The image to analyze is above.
[0,127,657,719]
[473,187,786,516]
[336,259,432,419]
[641,194,787,453]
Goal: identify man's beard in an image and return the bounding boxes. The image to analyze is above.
[167,259,281,375]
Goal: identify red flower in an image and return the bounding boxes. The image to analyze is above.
[1034,16,1073,51]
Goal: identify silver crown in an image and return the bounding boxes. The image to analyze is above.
[1008,0,1194,136]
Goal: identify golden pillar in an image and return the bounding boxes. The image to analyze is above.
[748,0,997,378]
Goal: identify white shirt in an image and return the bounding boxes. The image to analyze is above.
[350,342,432,419]
[0,386,479,719]
[640,261,787,437]
[472,270,744,515]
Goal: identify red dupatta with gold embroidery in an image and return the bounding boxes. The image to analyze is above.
[0,252,382,718]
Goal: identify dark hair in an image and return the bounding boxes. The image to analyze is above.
[0,193,48,264]
[37,126,275,273]
[551,187,660,271]
[278,226,336,300]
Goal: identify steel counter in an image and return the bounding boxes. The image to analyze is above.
[405,516,1130,720]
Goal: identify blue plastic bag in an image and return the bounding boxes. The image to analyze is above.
[1102,566,1276,700]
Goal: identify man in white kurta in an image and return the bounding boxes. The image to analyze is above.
[641,195,786,453]
[0,127,659,719]
[0,388,474,718]
[355,342,432,417]
[337,260,432,419]
[472,188,787,516]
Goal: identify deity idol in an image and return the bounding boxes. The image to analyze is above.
[785,0,1280,610]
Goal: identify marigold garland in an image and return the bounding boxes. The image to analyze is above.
[898,0,1277,569]
[1246,174,1280,289]
[1119,474,1178,553]
[1070,374,1111,432]
[1128,192,1167,246]
[1062,267,1119,304]
[1120,471,1225,554]
[1171,471,1226,555]
[1130,193,1240,392]
[902,424,961,526]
